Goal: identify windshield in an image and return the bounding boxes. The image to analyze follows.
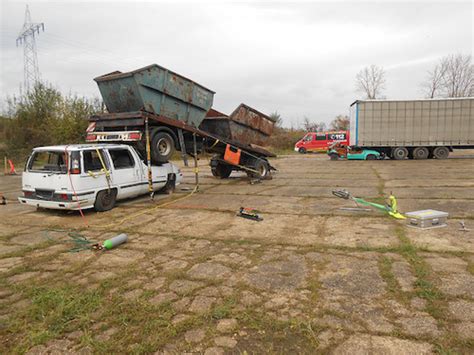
[28,151,68,173]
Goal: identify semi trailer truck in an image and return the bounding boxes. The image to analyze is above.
[350,98,474,159]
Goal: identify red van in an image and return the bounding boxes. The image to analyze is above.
[294,131,350,153]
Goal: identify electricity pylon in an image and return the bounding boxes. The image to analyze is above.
[16,5,44,92]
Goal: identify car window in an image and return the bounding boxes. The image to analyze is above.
[83,150,108,172]
[109,149,135,169]
[28,151,67,173]
[315,133,326,141]
[303,134,313,142]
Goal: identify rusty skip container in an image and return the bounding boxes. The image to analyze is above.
[199,104,276,146]
[94,64,215,127]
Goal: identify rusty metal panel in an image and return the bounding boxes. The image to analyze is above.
[94,64,215,128]
[229,104,276,136]
[200,117,270,146]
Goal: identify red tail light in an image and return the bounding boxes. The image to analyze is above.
[23,190,33,197]
[86,134,96,141]
[128,132,141,140]
[59,193,69,200]
[69,158,81,174]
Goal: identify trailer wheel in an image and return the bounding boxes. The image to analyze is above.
[298,148,307,154]
[433,146,449,159]
[151,132,175,164]
[94,189,117,212]
[329,153,339,161]
[392,147,408,160]
[211,162,232,179]
[413,147,429,160]
[247,159,270,179]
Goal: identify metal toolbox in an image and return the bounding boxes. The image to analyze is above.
[405,209,448,229]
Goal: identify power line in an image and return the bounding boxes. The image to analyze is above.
[16,5,44,92]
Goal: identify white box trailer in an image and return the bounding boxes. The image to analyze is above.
[349,97,474,159]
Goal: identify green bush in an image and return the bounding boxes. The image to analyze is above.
[4,82,102,152]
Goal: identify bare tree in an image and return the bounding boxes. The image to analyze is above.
[329,115,350,131]
[355,64,386,99]
[423,61,448,98]
[302,117,326,132]
[269,111,282,128]
[422,54,473,98]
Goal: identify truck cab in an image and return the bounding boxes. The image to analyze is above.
[18,144,182,211]
[295,131,349,154]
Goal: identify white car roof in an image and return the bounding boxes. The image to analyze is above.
[33,144,130,151]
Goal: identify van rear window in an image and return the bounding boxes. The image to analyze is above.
[28,151,67,173]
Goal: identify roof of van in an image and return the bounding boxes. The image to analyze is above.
[33,144,130,151]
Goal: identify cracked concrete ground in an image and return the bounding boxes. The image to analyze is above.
[0,151,473,354]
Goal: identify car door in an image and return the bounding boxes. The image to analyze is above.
[80,148,111,196]
[107,148,142,198]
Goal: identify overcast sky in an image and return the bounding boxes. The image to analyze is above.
[1,0,472,127]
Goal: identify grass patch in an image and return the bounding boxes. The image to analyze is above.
[2,285,103,352]
[378,256,399,295]
[394,226,446,320]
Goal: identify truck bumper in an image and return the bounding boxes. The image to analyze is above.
[18,197,94,210]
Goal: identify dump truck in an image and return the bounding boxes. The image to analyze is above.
[86,64,276,179]
[350,98,474,159]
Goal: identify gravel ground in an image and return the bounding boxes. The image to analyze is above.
[0,151,473,354]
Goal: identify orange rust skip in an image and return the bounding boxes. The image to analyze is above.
[224,144,241,165]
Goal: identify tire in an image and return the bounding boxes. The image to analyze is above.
[329,153,339,161]
[298,147,307,154]
[247,159,270,179]
[433,146,449,159]
[94,189,117,212]
[151,131,175,164]
[413,147,429,160]
[366,154,377,160]
[211,162,232,179]
[392,147,408,160]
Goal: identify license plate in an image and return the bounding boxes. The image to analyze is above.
[35,189,54,200]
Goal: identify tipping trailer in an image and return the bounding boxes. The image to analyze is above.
[87,64,275,179]
[350,98,474,159]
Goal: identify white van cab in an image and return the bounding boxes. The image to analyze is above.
[18,144,182,211]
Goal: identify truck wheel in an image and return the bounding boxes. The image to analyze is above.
[94,189,117,212]
[298,148,307,154]
[151,132,175,164]
[329,153,339,161]
[433,146,449,159]
[366,154,377,160]
[392,147,408,160]
[413,147,429,160]
[248,159,270,179]
[211,162,232,179]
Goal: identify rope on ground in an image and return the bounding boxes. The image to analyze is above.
[98,185,199,230]
[42,229,97,253]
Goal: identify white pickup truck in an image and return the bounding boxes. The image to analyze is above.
[18,144,182,211]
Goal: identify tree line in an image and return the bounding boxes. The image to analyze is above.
[1,82,102,161]
[355,53,473,99]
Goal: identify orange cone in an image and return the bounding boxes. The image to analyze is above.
[7,160,17,175]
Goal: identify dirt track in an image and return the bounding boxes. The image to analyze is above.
[1,152,473,353]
